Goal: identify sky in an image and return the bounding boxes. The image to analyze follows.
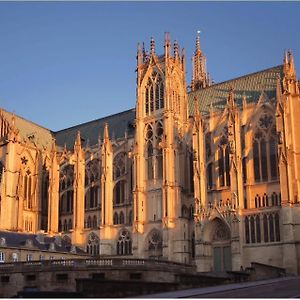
[0,2,299,131]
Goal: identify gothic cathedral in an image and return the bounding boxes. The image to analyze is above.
[0,33,300,274]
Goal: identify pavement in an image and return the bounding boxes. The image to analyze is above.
[140,276,300,298]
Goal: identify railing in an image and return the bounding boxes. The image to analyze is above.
[0,258,194,273]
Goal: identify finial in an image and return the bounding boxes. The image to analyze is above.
[196,30,201,53]
[174,40,179,59]
[242,92,247,108]
[150,37,155,54]
[137,42,143,66]
[74,131,82,151]
[103,123,109,141]
[164,32,171,58]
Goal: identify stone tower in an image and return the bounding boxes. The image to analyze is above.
[132,34,192,263]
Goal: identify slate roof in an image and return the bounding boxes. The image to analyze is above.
[0,231,85,254]
[2,109,54,150]
[2,65,283,150]
[188,65,283,116]
[54,108,136,149]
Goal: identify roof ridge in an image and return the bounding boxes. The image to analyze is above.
[1,108,53,134]
[189,64,283,93]
[54,107,136,134]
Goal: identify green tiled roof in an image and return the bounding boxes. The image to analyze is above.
[54,109,136,149]
[188,65,283,116]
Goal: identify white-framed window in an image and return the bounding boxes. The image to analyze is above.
[26,254,33,261]
[0,252,5,263]
[39,255,45,261]
[12,252,18,262]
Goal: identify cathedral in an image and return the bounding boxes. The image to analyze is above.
[0,33,300,275]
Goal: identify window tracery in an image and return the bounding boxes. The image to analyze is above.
[86,232,100,256]
[145,72,164,115]
[253,113,278,182]
[117,230,132,256]
[148,230,163,259]
[145,121,164,180]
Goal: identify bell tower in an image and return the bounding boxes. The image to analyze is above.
[132,34,189,262]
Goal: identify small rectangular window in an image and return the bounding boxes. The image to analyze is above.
[0,252,5,263]
[26,254,33,262]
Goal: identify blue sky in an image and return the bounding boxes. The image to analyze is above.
[0,2,299,131]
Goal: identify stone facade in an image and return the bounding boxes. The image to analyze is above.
[0,33,300,274]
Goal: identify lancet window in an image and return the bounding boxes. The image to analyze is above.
[245,212,280,244]
[23,172,33,209]
[113,153,127,206]
[145,121,164,180]
[0,161,4,183]
[86,233,100,256]
[148,230,163,259]
[218,135,230,188]
[253,113,278,182]
[59,165,74,217]
[117,230,132,256]
[85,159,100,210]
[145,72,164,115]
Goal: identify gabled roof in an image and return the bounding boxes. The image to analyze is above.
[1,109,54,150]
[54,108,136,149]
[188,65,283,116]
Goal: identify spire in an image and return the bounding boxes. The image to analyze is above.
[150,37,155,55]
[51,138,56,153]
[164,32,171,58]
[195,31,201,53]
[174,40,179,60]
[191,31,210,91]
[103,123,110,142]
[137,42,143,66]
[74,131,81,152]
[288,49,296,78]
[227,87,235,108]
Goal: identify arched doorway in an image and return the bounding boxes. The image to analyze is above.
[211,218,232,272]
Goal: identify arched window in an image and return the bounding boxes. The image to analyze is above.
[117,230,132,256]
[253,114,278,182]
[0,161,4,183]
[263,214,269,242]
[92,215,97,228]
[87,216,92,228]
[191,231,195,259]
[128,210,133,225]
[68,219,72,230]
[113,212,119,225]
[269,214,275,242]
[23,173,33,209]
[114,180,126,205]
[256,215,261,243]
[207,163,213,189]
[86,233,100,256]
[147,142,154,180]
[250,216,255,243]
[148,230,163,259]
[205,133,212,162]
[119,211,125,224]
[275,213,280,242]
[218,143,230,188]
[245,216,250,244]
[63,219,67,232]
[145,73,164,115]
[113,152,126,180]
[181,205,189,218]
